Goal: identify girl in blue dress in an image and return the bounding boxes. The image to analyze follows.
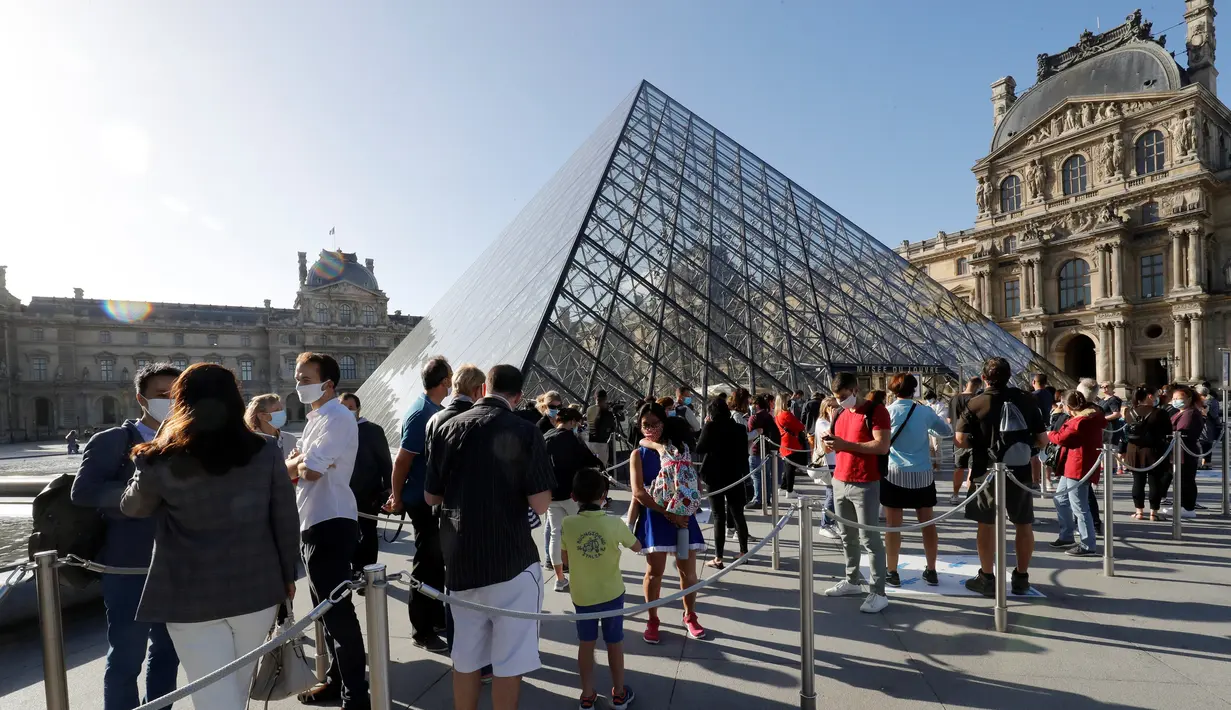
[629,401,707,644]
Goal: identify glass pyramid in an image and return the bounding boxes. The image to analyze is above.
[358,81,1067,430]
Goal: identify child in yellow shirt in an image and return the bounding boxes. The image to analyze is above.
[561,468,642,709]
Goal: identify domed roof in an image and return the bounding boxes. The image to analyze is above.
[992,42,1183,151]
[305,250,380,291]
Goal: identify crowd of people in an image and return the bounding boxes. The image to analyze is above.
[63,350,1222,710]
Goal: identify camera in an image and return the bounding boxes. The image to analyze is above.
[610,400,627,421]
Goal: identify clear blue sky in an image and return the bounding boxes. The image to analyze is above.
[1,1,1195,315]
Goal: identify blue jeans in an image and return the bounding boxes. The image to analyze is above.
[749,455,763,502]
[101,574,179,710]
[819,484,836,527]
[1053,476,1096,551]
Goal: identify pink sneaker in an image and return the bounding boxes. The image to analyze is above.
[643,616,661,645]
[683,612,706,639]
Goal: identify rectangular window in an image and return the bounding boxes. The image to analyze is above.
[1003,280,1021,317]
[1141,254,1165,298]
[100,359,115,382]
[173,358,189,370]
[365,356,377,376]
[99,331,112,344]
[207,334,219,346]
[136,359,150,370]
[240,360,253,381]
[32,357,48,381]
[32,328,44,342]
[241,334,252,347]
[138,332,149,345]
[174,333,185,346]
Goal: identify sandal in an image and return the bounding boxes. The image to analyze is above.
[1131,512,1146,520]
[1150,511,1168,522]
[706,558,725,570]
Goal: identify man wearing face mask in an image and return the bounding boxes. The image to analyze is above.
[71,362,182,710]
[385,355,453,653]
[674,386,702,450]
[286,352,368,709]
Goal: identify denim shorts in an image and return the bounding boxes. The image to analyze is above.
[574,593,625,644]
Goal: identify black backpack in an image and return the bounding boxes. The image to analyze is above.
[990,391,1034,468]
[1125,407,1161,448]
[27,425,140,588]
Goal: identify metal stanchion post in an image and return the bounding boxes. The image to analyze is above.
[993,463,1008,633]
[34,551,69,710]
[1222,404,1229,517]
[364,564,391,710]
[1102,444,1115,577]
[1173,436,1183,541]
[772,455,781,571]
[314,619,328,682]
[798,497,816,710]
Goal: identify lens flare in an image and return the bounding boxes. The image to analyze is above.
[102,300,152,323]
[311,251,345,281]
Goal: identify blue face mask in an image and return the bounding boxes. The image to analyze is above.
[683,397,692,406]
[269,410,287,429]
[667,410,677,417]
[547,408,559,419]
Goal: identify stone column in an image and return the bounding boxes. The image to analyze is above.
[1173,315,1188,381]
[1034,260,1045,312]
[1114,322,1127,385]
[1190,314,1204,381]
[1111,243,1123,298]
[1188,231,1201,291]
[1097,324,1112,383]
[1171,233,1185,292]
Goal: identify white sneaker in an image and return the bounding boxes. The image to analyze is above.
[859,593,889,614]
[948,494,960,505]
[824,580,866,597]
[1180,508,1197,519]
[554,577,570,592]
[1161,506,1174,516]
[817,525,841,540]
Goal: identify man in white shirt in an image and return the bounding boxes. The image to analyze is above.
[285,352,368,709]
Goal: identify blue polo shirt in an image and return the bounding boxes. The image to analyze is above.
[400,393,441,506]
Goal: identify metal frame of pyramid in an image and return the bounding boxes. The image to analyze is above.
[358,81,1068,433]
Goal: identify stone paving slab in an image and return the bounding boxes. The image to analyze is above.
[1,472,1230,709]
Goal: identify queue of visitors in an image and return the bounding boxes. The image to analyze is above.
[61,347,1221,710]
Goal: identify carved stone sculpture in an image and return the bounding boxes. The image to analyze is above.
[1026,159,1045,200]
[54,365,63,381]
[1111,134,1123,178]
[1063,106,1078,132]
[1080,103,1093,127]
[1178,110,1197,156]
[976,177,989,213]
[1051,114,1064,138]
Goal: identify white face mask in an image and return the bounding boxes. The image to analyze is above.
[838,394,858,410]
[296,382,326,405]
[1172,398,1187,410]
[145,398,172,423]
[269,410,287,429]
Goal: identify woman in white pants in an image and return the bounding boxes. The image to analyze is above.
[122,363,300,709]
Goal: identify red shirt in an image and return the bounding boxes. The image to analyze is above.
[774,410,805,458]
[833,402,891,483]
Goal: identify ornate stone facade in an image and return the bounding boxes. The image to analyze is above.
[0,250,419,440]
[897,5,1231,392]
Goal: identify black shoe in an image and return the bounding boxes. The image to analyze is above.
[1065,545,1096,557]
[922,568,939,586]
[744,500,761,510]
[886,570,901,588]
[298,682,342,704]
[1048,538,1077,549]
[964,570,995,597]
[412,634,449,653]
[1011,569,1030,595]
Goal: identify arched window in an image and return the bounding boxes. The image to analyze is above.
[362,305,377,325]
[1062,155,1088,195]
[999,176,1022,213]
[956,257,969,276]
[1135,130,1166,175]
[314,302,329,323]
[1058,259,1091,311]
[339,304,352,325]
[339,355,357,380]
[1002,236,1017,254]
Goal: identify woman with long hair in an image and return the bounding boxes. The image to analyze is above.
[695,397,750,569]
[535,390,564,434]
[121,364,300,710]
[774,392,807,497]
[882,374,951,587]
[1124,386,1174,521]
[1167,384,1206,519]
[812,397,841,538]
[244,392,298,455]
[1048,390,1107,557]
[629,402,706,644]
[745,393,777,508]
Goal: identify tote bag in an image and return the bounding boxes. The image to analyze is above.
[249,603,317,704]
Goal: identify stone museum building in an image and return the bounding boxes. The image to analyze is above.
[897,2,1230,390]
[0,250,418,439]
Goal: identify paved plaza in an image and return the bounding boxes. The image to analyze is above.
[1,459,1229,709]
